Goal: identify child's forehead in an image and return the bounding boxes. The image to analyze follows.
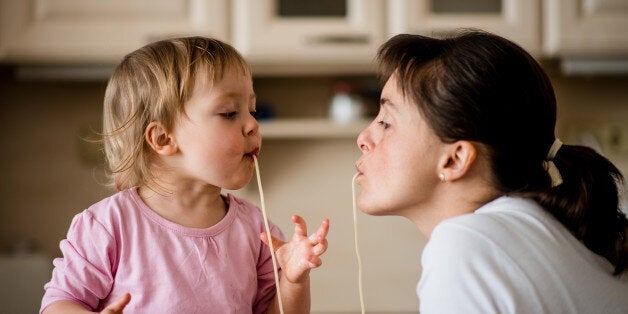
[193,62,251,84]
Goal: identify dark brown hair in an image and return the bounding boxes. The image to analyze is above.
[377,30,627,275]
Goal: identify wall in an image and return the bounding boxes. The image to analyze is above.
[1,64,627,313]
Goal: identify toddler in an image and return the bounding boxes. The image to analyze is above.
[40,37,329,313]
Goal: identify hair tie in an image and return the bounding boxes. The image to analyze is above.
[544,138,563,187]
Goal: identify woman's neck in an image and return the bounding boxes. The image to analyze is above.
[407,175,500,238]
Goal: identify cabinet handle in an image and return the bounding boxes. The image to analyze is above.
[306,35,370,45]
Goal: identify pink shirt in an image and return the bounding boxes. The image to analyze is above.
[41,188,284,313]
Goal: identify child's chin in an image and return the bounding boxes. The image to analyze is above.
[224,178,252,191]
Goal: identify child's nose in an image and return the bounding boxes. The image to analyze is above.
[245,114,259,136]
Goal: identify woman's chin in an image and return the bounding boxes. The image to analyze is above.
[357,198,392,216]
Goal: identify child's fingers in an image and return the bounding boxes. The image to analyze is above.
[291,215,308,237]
[260,232,286,251]
[312,238,328,256]
[308,219,330,244]
[102,293,131,313]
[307,255,323,268]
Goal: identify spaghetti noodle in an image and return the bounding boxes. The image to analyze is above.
[352,173,366,313]
[253,155,284,314]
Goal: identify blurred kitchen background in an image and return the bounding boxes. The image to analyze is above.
[1,0,627,313]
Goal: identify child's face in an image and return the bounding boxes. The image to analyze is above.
[172,66,260,190]
[355,74,445,217]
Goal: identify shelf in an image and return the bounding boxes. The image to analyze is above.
[259,118,370,139]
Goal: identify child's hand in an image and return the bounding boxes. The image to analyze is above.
[261,215,330,284]
[100,293,131,314]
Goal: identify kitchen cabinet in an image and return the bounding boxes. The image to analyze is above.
[232,0,385,73]
[4,1,628,66]
[0,0,228,63]
[543,0,628,56]
[388,0,541,56]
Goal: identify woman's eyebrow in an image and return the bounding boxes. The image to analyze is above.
[380,97,397,111]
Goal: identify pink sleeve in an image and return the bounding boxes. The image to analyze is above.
[253,223,285,314]
[40,211,117,313]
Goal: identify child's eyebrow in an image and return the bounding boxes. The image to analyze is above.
[220,92,257,100]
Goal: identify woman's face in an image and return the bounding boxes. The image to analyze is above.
[355,74,445,217]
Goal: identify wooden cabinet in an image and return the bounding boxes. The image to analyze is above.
[3,1,628,66]
[232,0,385,73]
[543,0,628,56]
[0,0,228,63]
[387,0,541,56]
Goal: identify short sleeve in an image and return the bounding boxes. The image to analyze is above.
[417,222,523,314]
[40,211,117,313]
[253,223,285,314]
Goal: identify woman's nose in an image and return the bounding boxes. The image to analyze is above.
[357,128,372,153]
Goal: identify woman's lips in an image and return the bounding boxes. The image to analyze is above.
[354,161,363,175]
[354,164,364,182]
[249,147,260,157]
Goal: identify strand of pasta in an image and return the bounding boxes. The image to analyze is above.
[352,173,366,314]
[253,155,284,314]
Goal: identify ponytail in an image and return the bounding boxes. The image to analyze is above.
[534,144,627,275]
[376,31,628,275]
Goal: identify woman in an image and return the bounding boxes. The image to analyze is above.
[354,31,628,313]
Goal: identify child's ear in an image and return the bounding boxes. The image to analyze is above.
[145,122,177,156]
[437,141,477,182]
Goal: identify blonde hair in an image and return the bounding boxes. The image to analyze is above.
[103,37,251,191]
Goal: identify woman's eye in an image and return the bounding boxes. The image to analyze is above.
[378,120,391,129]
[250,111,259,119]
[220,111,238,119]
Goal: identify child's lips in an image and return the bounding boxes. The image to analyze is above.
[251,147,260,157]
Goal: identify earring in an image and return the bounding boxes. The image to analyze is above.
[439,173,446,182]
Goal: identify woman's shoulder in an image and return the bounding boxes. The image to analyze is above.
[435,196,549,238]
[427,197,553,261]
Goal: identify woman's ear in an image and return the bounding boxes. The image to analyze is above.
[437,141,477,182]
[145,122,177,156]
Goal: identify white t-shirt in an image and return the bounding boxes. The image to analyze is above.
[418,196,628,314]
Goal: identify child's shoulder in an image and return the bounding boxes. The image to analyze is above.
[226,193,259,211]
[225,193,284,238]
[225,194,267,224]
[88,187,138,209]
[79,187,141,223]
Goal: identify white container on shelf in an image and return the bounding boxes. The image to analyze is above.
[329,82,365,124]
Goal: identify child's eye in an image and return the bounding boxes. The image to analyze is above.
[220,111,238,119]
[378,120,391,129]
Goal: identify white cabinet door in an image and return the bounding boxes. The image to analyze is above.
[387,0,541,56]
[0,0,228,63]
[543,0,628,56]
[232,0,385,70]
